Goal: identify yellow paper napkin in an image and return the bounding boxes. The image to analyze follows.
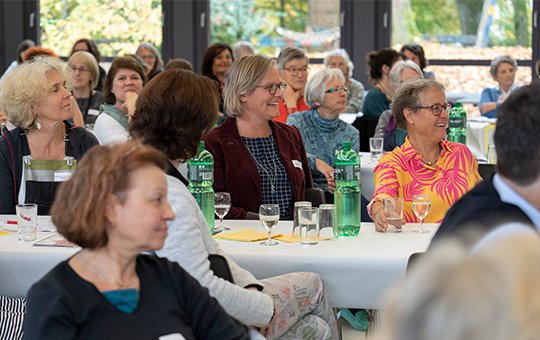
[0,231,13,237]
[214,229,282,242]
[274,234,332,243]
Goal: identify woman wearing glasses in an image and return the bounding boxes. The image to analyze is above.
[203,55,313,220]
[369,79,481,232]
[67,51,105,126]
[275,47,310,123]
[286,68,358,202]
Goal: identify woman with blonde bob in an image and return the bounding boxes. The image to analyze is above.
[23,141,250,339]
[0,56,98,215]
[67,51,105,125]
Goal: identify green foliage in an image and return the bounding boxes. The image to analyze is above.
[409,0,461,36]
[491,0,531,47]
[40,0,162,57]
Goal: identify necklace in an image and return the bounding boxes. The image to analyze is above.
[420,158,438,166]
[77,251,135,289]
[248,149,278,194]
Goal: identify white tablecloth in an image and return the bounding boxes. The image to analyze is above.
[359,152,378,199]
[0,216,437,308]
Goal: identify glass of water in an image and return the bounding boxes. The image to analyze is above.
[259,204,279,246]
[369,137,384,160]
[298,207,319,245]
[214,192,231,232]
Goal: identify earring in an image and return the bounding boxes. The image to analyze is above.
[34,117,41,130]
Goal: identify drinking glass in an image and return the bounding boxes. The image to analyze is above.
[383,197,404,232]
[369,137,384,160]
[298,207,319,245]
[411,194,431,233]
[319,204,337,238]
[16,203,38,242]
[293,201,312,236]
[214,192,231,232]
[259,204,279,246]
[487,144,497,164]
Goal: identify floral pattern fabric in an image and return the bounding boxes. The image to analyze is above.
[371,137,481,223]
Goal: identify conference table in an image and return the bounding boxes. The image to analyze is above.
[0,215,438,309]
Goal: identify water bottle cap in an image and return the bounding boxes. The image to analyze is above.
[199,141,205,150]
[342,141,351,149]
[454,102,463,108]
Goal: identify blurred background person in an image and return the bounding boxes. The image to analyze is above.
[130,69,337,339]
[204,55,313,220]
[400,43,435,80]
[67,51,105,126]
[0,39,35,80]
[202,42,234,120]
[0,56,98,215]
[373,60,424,151]
[376,233,540,340]
[479,55,519,118]
[136,41,164,82]
[24,141,250,339]
[362,48,402,118]
[70,38,106,91]
[275,47,310,123]
[22,46,58,62]
[286,68,355,203]
[370,79,480,232]
[324,48,365,113]
[232,41,255,59]
[164,58,194,72]
[93,55,145,145]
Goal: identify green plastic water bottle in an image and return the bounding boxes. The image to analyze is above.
[188,141,215,232]
[448,102,467,144]
[333,141,361,237]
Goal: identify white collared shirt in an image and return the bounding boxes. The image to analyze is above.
[493,173,540,230]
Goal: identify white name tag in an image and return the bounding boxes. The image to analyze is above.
[54,171,72,182]
[292,160,302,169]
[159,334,185,340]
[87,109,100,116]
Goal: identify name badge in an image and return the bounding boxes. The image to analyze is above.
[87,109,100,116]
[292,160,302,169]
[159,334,186,340]
[54,171,72,182]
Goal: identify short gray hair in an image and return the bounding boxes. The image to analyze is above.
[391,79,445,130]
[389,60,423,87]
[276,47,308,70]
[223,55,275,117]
[0,56,69,129]
[490,55,518,79]
[324,49,354,78]
[232,41,255,59]
[304,68,345,109]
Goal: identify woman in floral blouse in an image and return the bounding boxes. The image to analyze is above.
[369,79,481,232]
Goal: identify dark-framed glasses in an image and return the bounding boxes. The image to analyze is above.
[325,86,349,94]
[414,103,452,116]
[283,67,310,76]
[255,82,287,95]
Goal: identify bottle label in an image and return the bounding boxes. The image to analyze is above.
[188,165,213,181]
[334,164,360,181]
[449,117,464,129]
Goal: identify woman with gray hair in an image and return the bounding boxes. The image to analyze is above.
[373,60,423,151]
[286,68,358,201]
[203,54,313,221]
[369,79,480,232]
[324,48,365,113]
[0,56,98,215]
[275,47,311,122]
[479,55,519,118]
[135,41,164,81]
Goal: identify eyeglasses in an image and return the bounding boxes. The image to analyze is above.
[139,55,156,61]
[414,103,452,116]
[325,86,349,94]
[255,82,287,95]
[283,67,310,76]
[69,66,90,73]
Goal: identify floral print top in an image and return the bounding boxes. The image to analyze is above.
[371,137,481,223]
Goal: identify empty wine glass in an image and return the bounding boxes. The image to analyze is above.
[259,204,279,246]
[411,194,431,233]
[214,192,231,232]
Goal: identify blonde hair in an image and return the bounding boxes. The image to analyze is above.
[0,56,69,129]
[223,55,275,117]
[68,51,100,90]
[376,233,540,340]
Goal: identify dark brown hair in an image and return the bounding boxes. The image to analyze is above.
[16,39,35,64]
[71,38,102,62]
[51,141,168,248]
[129,69,219,161]
[103,55,147,104]
[400,43,428,70]
[165,58,194,72]
[366,48,402,84]
[201,42,233,80]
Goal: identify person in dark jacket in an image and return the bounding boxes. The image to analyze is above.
[432,82,540,246]
[0,56,97,215]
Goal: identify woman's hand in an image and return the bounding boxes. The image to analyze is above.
[315,158,335,194]
[282,84,302,109]
[371,201,388,232]
[124,92,138,121]
[481,102,497,114]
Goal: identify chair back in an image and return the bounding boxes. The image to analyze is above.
[208,254,234,283]
[352,115,379,152]
[478,163,496,180]
[304,188,326,207]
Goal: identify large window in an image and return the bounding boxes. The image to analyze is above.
[39,0,162,58]
[391,0,533,92]
[209,0,340,62]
